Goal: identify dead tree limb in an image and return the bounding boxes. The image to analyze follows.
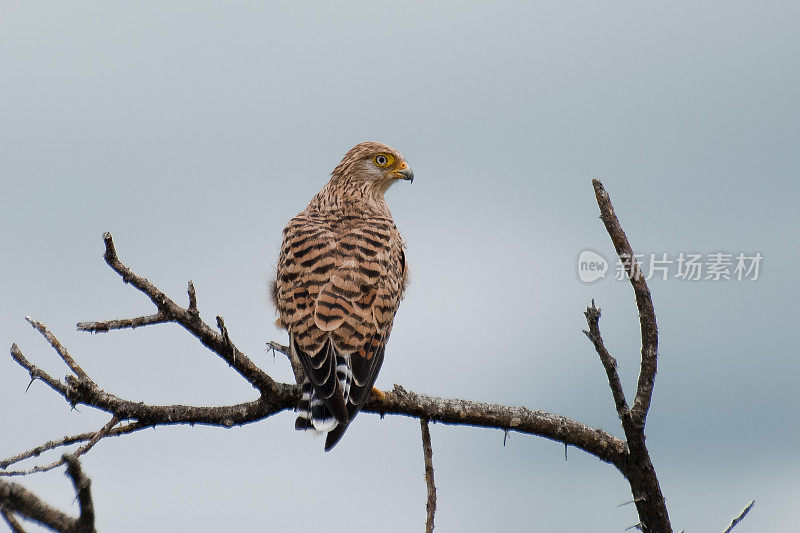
[4,337,627,474]
[0,506,27,533]
[0,457,96,533]
[587,179,670,531]
[4,233,628,477]
[3,181,682,531]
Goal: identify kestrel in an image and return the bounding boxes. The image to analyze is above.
[272,141,412,450]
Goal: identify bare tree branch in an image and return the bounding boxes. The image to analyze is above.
[0,422,145,472]
[77,313,169,333]
[25,317,91,384]
[722,500,755,533]
[97,232,279,396]
[583,300,630,420]
[5,229,631,476]
[0,457,96,533]
[592,179,658,427]
[1,505,27,533]
[0,417,120,478]
[5,180,681,531]
[63,455,95,533]
[4,337,628,476]
[420,419,436,533]
[589,179,670,532]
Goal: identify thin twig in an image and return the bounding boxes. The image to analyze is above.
[420,419,436,533]
[722,500,755,533]
[77,313,169,333]
[1,422,145,471]
[26,317,91,383]
[72,416,120,459]
[0,414,115,478]
[583,300,630,420]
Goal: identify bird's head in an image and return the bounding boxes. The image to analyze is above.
[331,141,414,196]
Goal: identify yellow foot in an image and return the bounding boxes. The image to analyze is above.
[370,387,386,401]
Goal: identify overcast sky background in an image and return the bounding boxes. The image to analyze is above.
[2,2,798,531]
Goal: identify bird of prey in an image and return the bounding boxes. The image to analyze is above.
[272,141,412,451]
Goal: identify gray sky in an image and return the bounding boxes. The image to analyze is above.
[2,2,798,531]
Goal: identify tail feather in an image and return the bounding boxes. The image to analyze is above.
[294,332,383,451]
[295,351,353,435]
[294,381,314,430]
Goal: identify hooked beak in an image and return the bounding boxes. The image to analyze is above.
[394,167,414,183]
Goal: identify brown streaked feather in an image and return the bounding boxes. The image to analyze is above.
[273,141,410,450]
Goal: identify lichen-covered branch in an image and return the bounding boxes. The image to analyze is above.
[365,384,627,470]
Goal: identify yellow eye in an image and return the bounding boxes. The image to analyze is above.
[373,153,393,168]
